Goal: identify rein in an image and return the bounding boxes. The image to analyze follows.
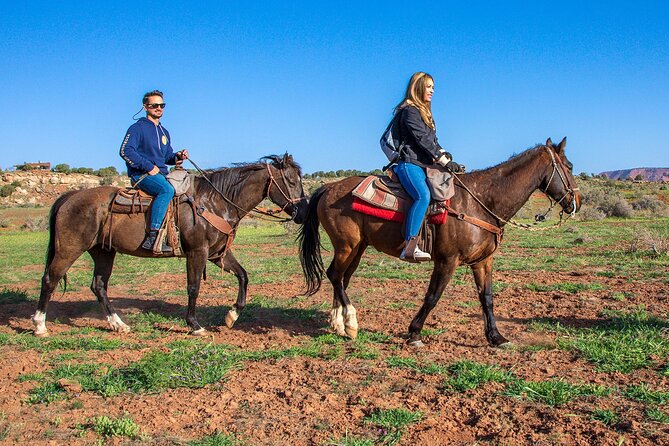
[450,145,578,232]
[187,158,297,222]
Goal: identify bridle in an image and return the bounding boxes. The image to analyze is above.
[187,158,304,222]
[451,144,579,232]
[265,163,308,219]
[538,145,580,220]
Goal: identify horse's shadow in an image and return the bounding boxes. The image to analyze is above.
[2,294,329,338]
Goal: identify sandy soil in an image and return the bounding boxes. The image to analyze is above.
[1,243,668,445]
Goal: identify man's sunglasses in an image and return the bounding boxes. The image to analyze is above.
[146,103,166,109]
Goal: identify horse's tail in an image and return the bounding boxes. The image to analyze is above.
[297,185,327,296]
[44,190,77,292]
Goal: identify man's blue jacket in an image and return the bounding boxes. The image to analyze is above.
[120,117,177,177]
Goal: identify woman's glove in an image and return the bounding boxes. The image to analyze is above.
[435,151,452,167]
[446,161,466,173]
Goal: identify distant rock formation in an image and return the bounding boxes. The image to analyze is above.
[599,168,669,182]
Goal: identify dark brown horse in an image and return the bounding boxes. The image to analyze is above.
[33,154,308,336]
[299,138,581,347]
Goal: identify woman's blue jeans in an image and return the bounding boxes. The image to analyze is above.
[394,161,430,240]
[131,174,175,230]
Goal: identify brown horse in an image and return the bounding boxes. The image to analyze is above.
[33,154,308,336]
[298,138,581,347]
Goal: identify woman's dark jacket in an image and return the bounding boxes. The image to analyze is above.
[394,105,444,166]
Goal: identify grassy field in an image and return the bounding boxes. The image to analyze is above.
[0,206,668,444]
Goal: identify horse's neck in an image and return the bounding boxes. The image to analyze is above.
[203,168,269,222]
[467,149,546,222]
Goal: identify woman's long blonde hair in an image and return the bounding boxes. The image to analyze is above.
[394,72,435,130]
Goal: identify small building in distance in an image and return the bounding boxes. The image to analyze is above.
[16,162,51,171]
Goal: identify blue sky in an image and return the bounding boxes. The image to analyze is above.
[1,1,667,175]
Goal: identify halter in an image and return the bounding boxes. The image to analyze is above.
[539,145,580,219]
[187,158,301,222]
[265,163,308,218]
[451,144,579,232]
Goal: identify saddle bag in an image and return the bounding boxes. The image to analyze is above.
[166,168,192,196]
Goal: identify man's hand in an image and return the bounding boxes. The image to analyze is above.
[177,149,189,160]
[148,165,160,175]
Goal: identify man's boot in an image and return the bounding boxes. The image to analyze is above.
[141,230,172,253]
[400,236,431,262]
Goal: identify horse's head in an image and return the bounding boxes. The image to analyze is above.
[540,137,582,217]
[263,153,309,224]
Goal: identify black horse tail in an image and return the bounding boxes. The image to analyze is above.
[44,191,77,292]
[297,185,328,296]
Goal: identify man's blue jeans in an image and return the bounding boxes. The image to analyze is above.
[394,161,430,240]
[131,174,175,230]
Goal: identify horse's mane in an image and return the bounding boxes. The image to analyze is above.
[474,144,544,173]
[195,154,301,202]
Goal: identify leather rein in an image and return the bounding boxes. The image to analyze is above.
[447,145,579,241]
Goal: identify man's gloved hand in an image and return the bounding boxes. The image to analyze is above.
[446,161,466,173]
[435,151,452,167]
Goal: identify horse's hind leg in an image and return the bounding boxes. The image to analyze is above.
[88,246,129,333]
[407,259,457,346]
[327,243,365,339]
[471,257,509,347]
[211,251,248,328]
[33,249,82,336]
[186,248,208,335]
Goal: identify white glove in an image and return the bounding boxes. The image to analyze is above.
[436,153,452,167]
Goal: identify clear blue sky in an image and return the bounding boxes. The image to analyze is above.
[1,1,667,175]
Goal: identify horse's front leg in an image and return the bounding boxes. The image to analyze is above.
[471,256,509,347]
[186,248,208,335]
[407,259,457,346]
[211,250,248,328]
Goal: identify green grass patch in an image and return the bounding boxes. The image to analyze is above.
[364,408,422,446]
[0,287,34,303]
[443,360,515,392]
[125,312,186,332]
[90,415,141,439]
[624,384,669,405]
[646,407,669,424]
[504,379,610,406]
[524,282,605,293]
[592,408,620,426]
[188,431,245,445]
[534,308,669,373]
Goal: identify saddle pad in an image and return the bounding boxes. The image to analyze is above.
[352,197,449,225]
[110,189,153,214]
[351,175,410,211]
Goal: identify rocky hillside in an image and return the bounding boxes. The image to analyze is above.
[599,167,669,181]
[0,171,129,206]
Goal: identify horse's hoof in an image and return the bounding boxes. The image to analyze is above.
[224,309,239,328]
[191,328,208,336]
[34,330,49,338]
[497,341,514,350]
[344,327,358,339]
[407,339,425,348]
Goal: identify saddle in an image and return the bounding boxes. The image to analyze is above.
[105,188,183,255]
[351,174,452,224]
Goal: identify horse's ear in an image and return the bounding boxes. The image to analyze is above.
[557,137,567,154]
[545,138,553,147]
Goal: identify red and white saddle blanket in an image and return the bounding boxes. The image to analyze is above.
[351,175,450,224]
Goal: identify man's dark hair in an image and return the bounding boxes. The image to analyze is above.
[142,90,164,104]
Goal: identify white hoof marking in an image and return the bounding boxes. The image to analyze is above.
[225,309,239,328]
[107,314,131,333]
[330,307,346,337]
[344,305,358,339]
[191,328,208,336]
[32,311,48,337]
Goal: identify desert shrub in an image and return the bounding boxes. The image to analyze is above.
[628,229,669,256]
[577,206,606,221]
[96,166,119,177]
[0,184,16,197]
[20,216,48,232]
[52,163,70,173]
[631,195,669,216]
[99,176,115,186]
[0,218,10,228]
[608,199,634,218]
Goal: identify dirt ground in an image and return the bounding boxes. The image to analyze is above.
[1,242,669,445]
